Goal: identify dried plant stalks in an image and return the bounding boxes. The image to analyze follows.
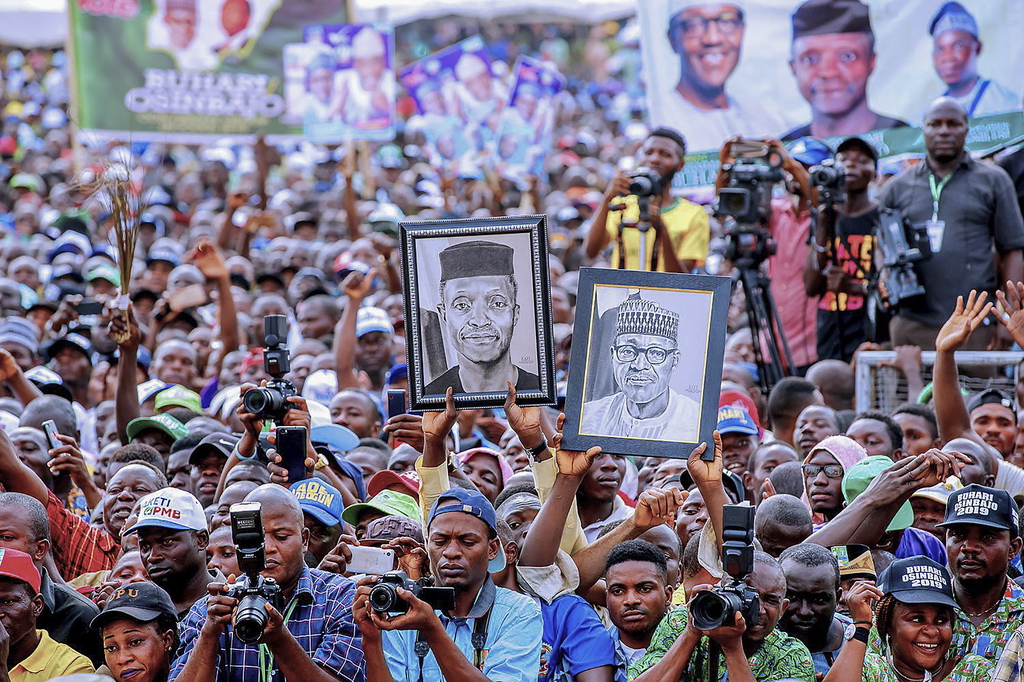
[99,163,140,344]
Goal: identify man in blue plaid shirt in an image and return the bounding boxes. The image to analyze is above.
[170,484,365,682]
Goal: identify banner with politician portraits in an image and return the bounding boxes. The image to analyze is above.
[637,0,1024,188]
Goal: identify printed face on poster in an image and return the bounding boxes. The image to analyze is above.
[637,0,1024,182]
[401,215,556,411]
[561,269,730,459]
[399,36,508,168]
[494,57,566,176]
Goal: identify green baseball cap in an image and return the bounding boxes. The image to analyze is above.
[87,263,121,287]
[842,456,913,532]
[341,489,420,527]
[154,385,203,414]
[126,414,188,443]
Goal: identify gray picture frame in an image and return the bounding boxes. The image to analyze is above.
[401,215,556,411]
[561,268,730,458]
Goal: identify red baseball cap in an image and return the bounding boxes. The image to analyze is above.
[0,548,40,594]
[367,470,421,499]
[719,389,762,437]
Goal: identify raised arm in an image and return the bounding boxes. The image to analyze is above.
[0,350,42,406]
[934,291,992,443]
[109,303,142,445]
[516,403,599,568]
[572,488,683,594]
[0,423,50,506]
[189,239,239,363]
[686,432,727,554]
[417,388,458,523]
[333,269,378,391]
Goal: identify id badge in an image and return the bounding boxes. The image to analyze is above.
[925,218,945,253]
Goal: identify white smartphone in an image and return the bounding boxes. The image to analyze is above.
[348,546,395,575]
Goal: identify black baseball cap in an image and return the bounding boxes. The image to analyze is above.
[188,432,239,465]
[878,556,958,609]
[836,136,878,163]
[44,333,92,362]
[937,484,1020,537]
[967,388,1015,415]
[91,581,177,629]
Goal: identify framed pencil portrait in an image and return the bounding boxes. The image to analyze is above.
[401,215,556,411]
[560,268,730,459]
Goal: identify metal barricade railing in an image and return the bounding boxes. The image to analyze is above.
[854,351,1023,413]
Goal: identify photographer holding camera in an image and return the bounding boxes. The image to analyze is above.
[584,127,709,273]
[803,137,880,361]
[352,487,543,682]
[170,484,365,682]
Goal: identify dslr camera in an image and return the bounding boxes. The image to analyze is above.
[871,208,929,309]
[689,505,761,631]
[242,315,296,422]
[227,502,282,644]
[809,160,846,205]
[368,571,456,615]
[627,167,663,198]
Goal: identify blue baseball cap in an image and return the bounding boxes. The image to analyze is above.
[428,488,506,572]
[787,137,833,167]
[716,405,759,436]
[290,479,344,527]
[310,424,359,454]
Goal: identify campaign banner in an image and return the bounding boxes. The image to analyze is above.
[637,0,1024,188]
[285,23,395,144]
[68,0,349,143]
[494,57,566,176]
[399,36,507,171]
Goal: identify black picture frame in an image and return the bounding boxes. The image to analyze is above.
[401,215,556,411]
[560,268,730,458]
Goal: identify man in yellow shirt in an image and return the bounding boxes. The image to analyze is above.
[585,127,710,272]
[0,547,94,681]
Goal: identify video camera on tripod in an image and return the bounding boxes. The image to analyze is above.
[716,146,785,268]
[871,209,930,309]
[690,505,760,631]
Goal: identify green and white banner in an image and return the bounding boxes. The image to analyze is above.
[68,0,349,143]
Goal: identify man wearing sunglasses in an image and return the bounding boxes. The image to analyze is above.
[580,293,698,441]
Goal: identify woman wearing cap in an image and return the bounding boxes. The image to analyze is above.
[825,556,992,682]
[802,435,867,523]
[93,581,178,682]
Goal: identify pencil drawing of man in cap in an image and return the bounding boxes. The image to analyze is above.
[581,293,699,441]
[423,241,540,395]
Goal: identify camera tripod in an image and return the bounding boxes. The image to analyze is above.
[735,264,793,392]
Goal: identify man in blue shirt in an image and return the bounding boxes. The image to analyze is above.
[353,487,542,681]
[171,484,365,682]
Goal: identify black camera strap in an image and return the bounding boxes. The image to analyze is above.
[415,605,492,682]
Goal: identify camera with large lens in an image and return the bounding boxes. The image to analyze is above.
[227,502,282,644]
[809,160,847,205]
[241,315,296,422]
[627,167,663,198]
[871,208,929,309]
[689,505,760,631]
[368,571,456,615]
[716,157,785,228]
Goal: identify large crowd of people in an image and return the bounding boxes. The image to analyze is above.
[0,7,1022,682]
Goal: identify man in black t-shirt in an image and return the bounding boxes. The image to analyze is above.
[804,137,878,362]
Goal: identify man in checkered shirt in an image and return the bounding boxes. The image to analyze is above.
[170,484,365,682]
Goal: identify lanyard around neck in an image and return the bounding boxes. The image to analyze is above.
[929,172,953,220]
[257,597,300,682]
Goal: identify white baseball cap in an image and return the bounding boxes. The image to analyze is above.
[125,488,207,535]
